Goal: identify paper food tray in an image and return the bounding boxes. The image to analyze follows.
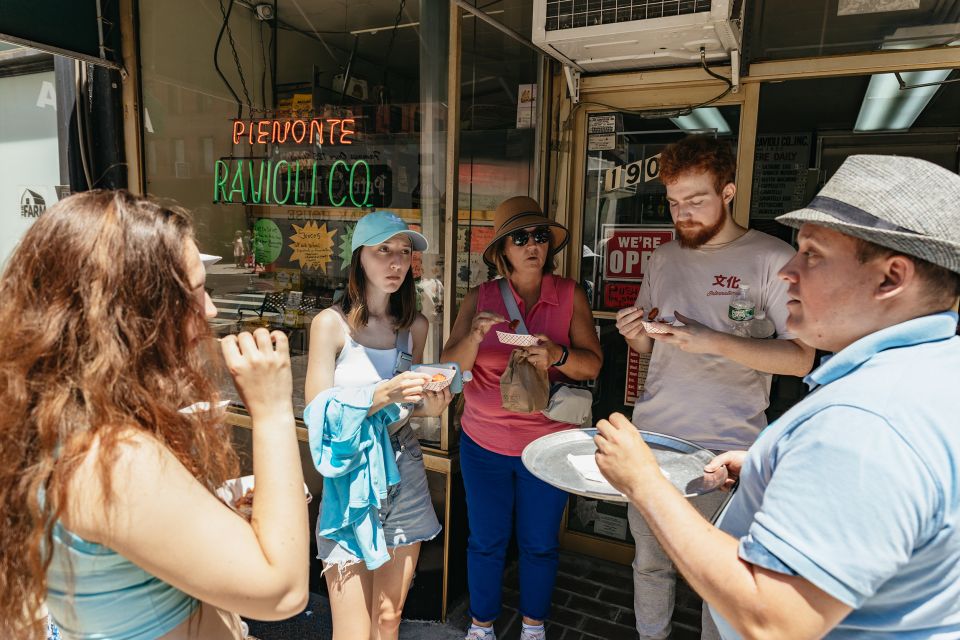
[413,365,456,392]
[216,475,312,518]
[179,399,231,414]
[641,317,681,335]
[496,331,539,346]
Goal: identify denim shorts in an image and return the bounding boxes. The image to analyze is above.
[316,424,442,571]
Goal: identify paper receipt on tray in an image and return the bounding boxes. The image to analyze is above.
[567,454,670,484]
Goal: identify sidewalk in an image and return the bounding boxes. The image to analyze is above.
[248,551,706,640]
[245,593,463,640]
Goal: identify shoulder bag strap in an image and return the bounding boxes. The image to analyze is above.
[395,328,411,352]
[497,278,529,335]
[392,328,413,375]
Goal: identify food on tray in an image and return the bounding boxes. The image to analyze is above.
[234,488,254,519]
[418,366,455,391]
[496,318,538,346]
[640,308,678,335]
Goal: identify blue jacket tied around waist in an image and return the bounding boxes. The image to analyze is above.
[305,384,402,570]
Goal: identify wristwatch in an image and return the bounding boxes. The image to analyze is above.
[552,344,569,367]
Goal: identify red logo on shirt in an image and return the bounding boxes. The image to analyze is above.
[712,274,741,289]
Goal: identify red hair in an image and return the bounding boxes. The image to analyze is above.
[659,134,736,193]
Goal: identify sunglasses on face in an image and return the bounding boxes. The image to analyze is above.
[509,226,552,247]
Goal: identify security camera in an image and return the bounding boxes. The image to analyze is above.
[255,3,274,20]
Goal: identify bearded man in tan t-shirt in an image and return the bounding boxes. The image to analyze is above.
[615,135,815,640]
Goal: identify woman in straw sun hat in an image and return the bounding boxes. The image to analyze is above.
[442,196,602,640]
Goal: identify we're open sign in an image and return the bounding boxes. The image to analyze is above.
[602,227,674,282]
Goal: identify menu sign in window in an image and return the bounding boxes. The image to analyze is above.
[750,133,812,220]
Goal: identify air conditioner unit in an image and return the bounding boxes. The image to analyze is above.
[533,0,743,73]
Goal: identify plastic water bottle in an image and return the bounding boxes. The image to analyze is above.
[728,285,755,337]
[749,310,776,339]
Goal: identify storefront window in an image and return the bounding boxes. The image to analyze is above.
[140,0,450,445]
[569,106,740,543]
[749,73,960,242]
[579,107,741,315]
[747,0,960,62]
[0,43,66,268]
[446,3,545,442]
[749,72,960,415]
[455,1,544,304]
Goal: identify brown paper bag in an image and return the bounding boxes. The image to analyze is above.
[500,349,550,413]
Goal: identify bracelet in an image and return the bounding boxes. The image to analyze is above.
[552,344,569,367]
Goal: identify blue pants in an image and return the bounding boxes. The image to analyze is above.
[460,431,569,623]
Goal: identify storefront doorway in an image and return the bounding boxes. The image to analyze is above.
[554,45,960,565]
[551,80,750,563]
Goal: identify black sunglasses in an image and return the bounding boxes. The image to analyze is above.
[509,226,552,247]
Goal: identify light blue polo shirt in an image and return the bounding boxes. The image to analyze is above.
[711,312,960,639]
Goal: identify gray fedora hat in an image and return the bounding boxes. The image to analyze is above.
[777,155,960,274]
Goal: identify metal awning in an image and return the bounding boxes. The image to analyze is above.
[0,0,121,69]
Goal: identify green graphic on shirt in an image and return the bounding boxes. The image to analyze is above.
[253,218,283,264]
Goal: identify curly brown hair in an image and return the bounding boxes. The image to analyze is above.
[0,190,238,638]
[659,134,737,193]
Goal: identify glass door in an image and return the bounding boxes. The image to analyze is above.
[582,106,741,417]
[565,105,741,551]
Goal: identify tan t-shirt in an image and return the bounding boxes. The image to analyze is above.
[632,229,796,450]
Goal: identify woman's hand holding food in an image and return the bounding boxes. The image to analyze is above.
[374,371,433,409]
[522,335,563,371]
[414,387,453,417]
[470,311,506,344]
[616,306,649,341]
[221,328,293,422]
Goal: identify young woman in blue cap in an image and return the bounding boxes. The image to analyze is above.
[304,210,451,640]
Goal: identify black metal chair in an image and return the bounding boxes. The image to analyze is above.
[257,291,287,321]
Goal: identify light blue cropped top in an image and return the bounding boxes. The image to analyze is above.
[46,522,197,639]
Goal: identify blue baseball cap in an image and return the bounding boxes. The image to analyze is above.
[351,211,429,253]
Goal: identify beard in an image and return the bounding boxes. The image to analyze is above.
[674,212,726,249]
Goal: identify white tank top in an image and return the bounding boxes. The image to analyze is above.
[331,312,413,433]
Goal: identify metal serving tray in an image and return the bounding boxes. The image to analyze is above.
[521,428,725,502]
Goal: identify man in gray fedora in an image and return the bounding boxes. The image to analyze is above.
[593,154,960,638]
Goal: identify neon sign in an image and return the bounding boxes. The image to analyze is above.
[232,118,355,146]
[213,158,390,208]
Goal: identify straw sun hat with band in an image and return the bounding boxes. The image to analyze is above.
[776,155,960,275]
[482,196,569,269]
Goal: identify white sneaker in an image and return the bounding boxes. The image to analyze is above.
[465,625,496,640]
[520,624,546,640]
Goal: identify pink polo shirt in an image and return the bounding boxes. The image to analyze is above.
[461,274,576,456]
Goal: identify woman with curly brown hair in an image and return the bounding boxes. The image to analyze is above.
[0,190,309,639]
